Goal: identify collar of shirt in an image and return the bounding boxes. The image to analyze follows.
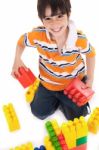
[45,20,78,53]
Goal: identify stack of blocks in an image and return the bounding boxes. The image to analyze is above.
[87,107,99,134]
[45,117,88,150]
[64,77,94,106]
[3,103,20,132]
[10,142,34,150]
[25,79,40,103]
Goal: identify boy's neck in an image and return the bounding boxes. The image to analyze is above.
[50,27,69,44]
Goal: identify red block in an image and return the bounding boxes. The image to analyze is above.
[70,143,87,150]
[64,78,94,106]
[15,67,36,88]
[58,133,68,150]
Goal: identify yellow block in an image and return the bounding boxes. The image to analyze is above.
[61,120,76,149]
[10,142,33,150]
[51,119,61,136]
[25,79,40,103]
[88,107,99,134]
[3,103,20,132]
[44,136,54,150]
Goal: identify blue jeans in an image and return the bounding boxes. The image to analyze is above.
[30,76,90,120]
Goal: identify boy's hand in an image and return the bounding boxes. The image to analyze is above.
[11,59,28,79]
[85,78,93,88]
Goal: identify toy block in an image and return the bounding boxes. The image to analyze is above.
[70,143,87,150]
[39,145,46,150]
[10,142,34,150]
[34,145,46,150]
[44,136,55,150]
[15,67,36,88]
[76,136,87,146]
[64,77,94,106]
[73,116,88,139]
[57,133,68,150]
[61,120,76,149]
[51,120,61,136]
[25,79,40,103]
[34,148,39,150]
[87,107,99,134]
[45,121,62,149]
[51,120,68,150]
[3,103,20,132]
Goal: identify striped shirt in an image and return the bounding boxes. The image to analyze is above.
[17,21,96,91]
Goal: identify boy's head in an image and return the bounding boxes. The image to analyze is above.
[37,0,71,20]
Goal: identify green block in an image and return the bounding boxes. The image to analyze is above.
[50,131,56,138]
[54,141,61,148]
[56,147,62,150]
[51,136,58,142]
[76,136,87,146]
[45,121,52,127]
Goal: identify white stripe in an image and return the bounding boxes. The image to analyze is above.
[24,33,35,47]
[39,76,63,85]
[34,40,57,49]
[40,61,85,78]
[80,42,90,53]
[40,54,80,67]
[71,63,85,76]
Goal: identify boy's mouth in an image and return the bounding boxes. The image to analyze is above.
[51,27,63,33]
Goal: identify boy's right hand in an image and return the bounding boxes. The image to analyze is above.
[11,59,28,79]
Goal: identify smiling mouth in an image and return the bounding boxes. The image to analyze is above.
[51,27,63,32]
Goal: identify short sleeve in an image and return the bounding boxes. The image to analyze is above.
[17,30,40,48]
[76,32,96,57]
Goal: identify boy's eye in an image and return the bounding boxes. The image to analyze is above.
[58,14,64,18]
[44,17,51,20]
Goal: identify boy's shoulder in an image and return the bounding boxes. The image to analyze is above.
[76,30,88,48]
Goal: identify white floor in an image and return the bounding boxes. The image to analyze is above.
[0,0,99,149]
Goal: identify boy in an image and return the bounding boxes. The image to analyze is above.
[11,0,95,120]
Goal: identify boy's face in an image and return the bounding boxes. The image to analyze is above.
[42,6,69,39]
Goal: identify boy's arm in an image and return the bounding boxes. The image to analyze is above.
[11,35,27,78]
[86,56,95,88]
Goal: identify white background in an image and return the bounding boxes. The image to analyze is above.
[0,0,99,149]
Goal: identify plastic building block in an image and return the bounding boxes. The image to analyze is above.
[51,120,68,150]
[34,145,46,150]
[73,116,88,139]
[3,103,20,132]
[64,77,94,106]
[15,67,36,88]
[76,136,87,146]
[39,145,46,150]
[61,117,88,149]
[10,142,34,150]
[45,121,62,150]
[70,143,87,150]
[44,136,54,150]
[25,79,40,103]
[61,120,76,149]
[87,107,99,134]
[58,133,68,150]
[51,120,61,136]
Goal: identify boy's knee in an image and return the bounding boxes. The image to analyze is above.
[31,110,47,120]
[30,103,47,120]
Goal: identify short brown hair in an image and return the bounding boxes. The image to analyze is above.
[37,0,71,19]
